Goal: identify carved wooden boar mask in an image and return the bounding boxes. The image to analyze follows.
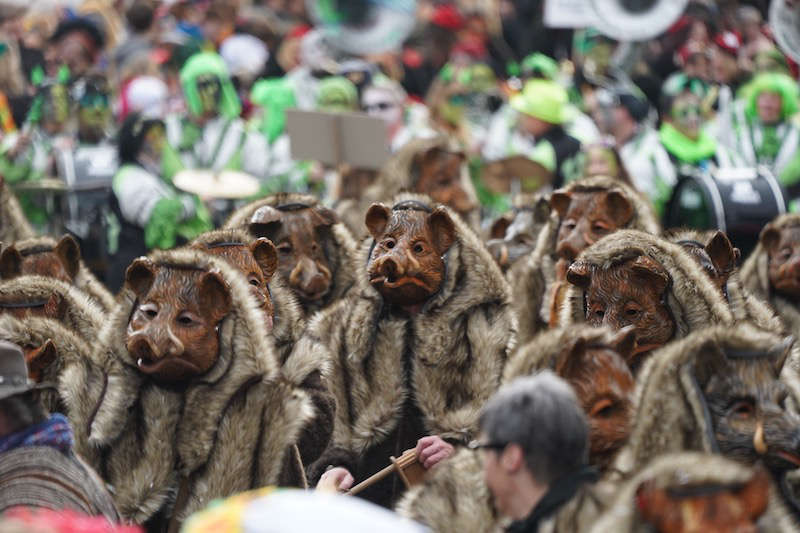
[365,201,456,309]
[762,223,800,302]
[125,258,232,383]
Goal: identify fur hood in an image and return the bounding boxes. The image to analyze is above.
[612,324,786,474]
[2,236,115,311]
[223,193,359,319]
[591,452,797,532]
[559,230,734,336]
[0,178,34,243]
[0,275,105,339]
[302,193,514,459]
[395,449,502,533]
[509,176,660,345]
[84,248,315,525]
[741,214,800,337]
[665,229,784,334]
[188,227,307,363]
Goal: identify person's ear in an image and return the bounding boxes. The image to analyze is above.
[500,443,525,473]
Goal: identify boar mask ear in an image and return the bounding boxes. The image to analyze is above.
[770,336,794,376]
[611,326,637,362]
[44,293,66,320]
[429,208,456,255]
[198,271,232,323]
[555,337,587,378]
[489,216,511,240]
[251,238,278,281]
[693,339,729,387]
[311,206,338,227]
[760,226,781,255]
[0,245,22,279]
[55,234,81,280]
[27,339,57,380]
[365,204,391,240]
[249,206,283,239]
[603,191,634,227]
[706,231,738,275]
[566,261,592,288]
[550,190,571,219]
[125,258,157,298]
[534,197,551,223]
[631,256,670,295]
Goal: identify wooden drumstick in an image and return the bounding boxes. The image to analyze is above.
[347,448,422,496]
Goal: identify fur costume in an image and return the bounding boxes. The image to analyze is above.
[396,327,623,532]
[509,176,660,345]
[2,236,115,311]
[0,275,105,339]
[608,324,798,527]
[188,227,335,466]
[334,136,480,237]
[591,453,796,532]
[559,229,734,337]
[741,214,800,338]
[396,449,502,533]
[223,193,360,319]
[303,193,514,507]
[666,229,784,334]
[0,176,34,242]
[83,249,317,528]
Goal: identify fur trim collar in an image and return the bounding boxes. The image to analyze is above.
[86,248,313,524]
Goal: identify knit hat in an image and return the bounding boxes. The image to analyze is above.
[511,79,568,124]
[713,31,741,57]
[744,72,800,121]
[180,51,241,119]
[316,76,358,112]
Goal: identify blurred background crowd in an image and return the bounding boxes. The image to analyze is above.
[0,0,795,287]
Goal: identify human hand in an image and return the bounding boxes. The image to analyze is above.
[416,435,454,470]
[316,466,354,493]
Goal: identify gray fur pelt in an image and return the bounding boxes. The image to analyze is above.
[82,248,317,526]
[0,177,34,243]
[301,193,515,468]
[508,176,660,346]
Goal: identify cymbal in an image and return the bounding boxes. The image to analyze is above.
[173,169,261,199]
[482,156,553,195]
[10,179,67,192]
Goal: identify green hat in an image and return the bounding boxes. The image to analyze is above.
[250,78,297,143]
[521,53,558,80]
[511,79,568,124]
[180,51,241,119]
[316,76,358,112]
[744,72,800,121]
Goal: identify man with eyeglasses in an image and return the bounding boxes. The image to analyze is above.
[469,372,600,533]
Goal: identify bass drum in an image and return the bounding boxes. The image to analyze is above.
[664,166,787,258]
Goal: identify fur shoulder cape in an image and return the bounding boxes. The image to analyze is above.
[510,176,660,345]
[741,214,800,338]
[0,275,105,339]
[84,248,315,525]
[223,193,360,318]
[301,194,515,463]
[559,230,734,337]
[4,236,115,311]
[395,449,502,533]
[591,452,797,532]
[0,178,34,243]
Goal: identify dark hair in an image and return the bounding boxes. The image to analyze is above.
[126,1,155,34]
[0,391,47,436]
[117,112,164,165]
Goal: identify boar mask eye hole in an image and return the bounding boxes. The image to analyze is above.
[413,243,425,254]
[249,277,260,287]
[731,400,755,418]
[563,221,576,231]
[140,303,158,319]
[384,239,395,249]
[177,313,195,326]
[624,305,641,318]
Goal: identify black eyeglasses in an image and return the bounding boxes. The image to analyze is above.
[467,439,507,451]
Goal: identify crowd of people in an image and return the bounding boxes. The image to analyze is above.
[1,0,800,532]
